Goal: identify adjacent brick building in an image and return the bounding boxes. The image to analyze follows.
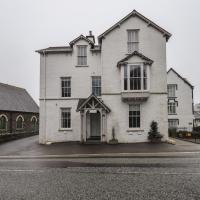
[0,83,39,134]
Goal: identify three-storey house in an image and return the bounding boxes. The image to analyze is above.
[37,10,171,144]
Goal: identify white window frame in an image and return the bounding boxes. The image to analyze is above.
[31,116,37,130]
[77,45,87,66]
[61,77,71,97]
[168,84,177,98]
[16,115,24,130]
[0,114,8,131]
[92,76,101,96]
[122,64,150,92]
[168,102,177,115]
[60,108,72,130]
[168,119,179,128]
[127,29,139,53]
[129,104,141,129]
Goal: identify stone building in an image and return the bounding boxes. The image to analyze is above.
[0,83,39,134]
[37,10,171,144]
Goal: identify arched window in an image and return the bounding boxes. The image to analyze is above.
[16,115,24,129]
[0,115,8,130]
[31,116,37,130]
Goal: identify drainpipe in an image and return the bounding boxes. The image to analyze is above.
[43,51,47,143]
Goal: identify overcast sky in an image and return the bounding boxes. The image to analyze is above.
[0,0,199,104]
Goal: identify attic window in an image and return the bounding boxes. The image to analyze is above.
[127,30,139,53]
[77,45,87,66]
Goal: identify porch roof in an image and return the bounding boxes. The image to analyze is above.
[76,94,111,113]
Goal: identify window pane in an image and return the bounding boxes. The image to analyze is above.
[0,116,6,130]
[127,30,139,53]
[168,85,176,97]
[129,105,140,128]
[61,77,71,97]
[61,108,71,128]
[92,77,101,96]
[130,66,141,90]
[77,46,87,65]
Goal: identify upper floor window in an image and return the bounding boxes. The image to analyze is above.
[61,77,71,97]
[16,115,24,129]
[124,65,148,91]
[92,76,101,96]
[168,84,177,98]
[127,30,139,53]
[129,104,140,128]
[168,102,177,114]
[77,45,87,66]
[0,115,7,131]
[61,108,71,129]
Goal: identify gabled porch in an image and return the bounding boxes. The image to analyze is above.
[76,94,111,143]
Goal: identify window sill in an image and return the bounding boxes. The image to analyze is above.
[168,113,177,115]
[59,128,72,131]
[126,129,144,132]
[60,97,72,99]
[75,65,89,67]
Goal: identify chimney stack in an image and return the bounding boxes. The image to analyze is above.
[86,30,95,44]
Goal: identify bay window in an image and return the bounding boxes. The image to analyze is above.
[123,64,148,91]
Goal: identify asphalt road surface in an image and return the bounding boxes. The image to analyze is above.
[0,155,200,199]
[0,136,200,199]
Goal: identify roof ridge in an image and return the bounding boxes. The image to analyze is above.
[0,82,25,90]
[167,68,194,89]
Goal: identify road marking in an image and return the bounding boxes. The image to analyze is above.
[0,151,200,159]
[0,169,44,172]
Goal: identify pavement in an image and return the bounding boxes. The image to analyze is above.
[1,135,200,158]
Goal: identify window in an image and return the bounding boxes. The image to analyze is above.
[92,76,101,96]
[127,30,139,53]
[129,105,140,128]
[168,119,179,128]
[168,102,177,114]
[0,115,7,130]
[16,115,24,129]
[61,108,71,129]
[124,65,148,91]
[77,45,87,66]
[168,84,177,98]
[61,77,71,97]
[31,116,37,130]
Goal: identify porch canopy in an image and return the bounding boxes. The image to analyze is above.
[76,94,110,113]
[76,94,110,142]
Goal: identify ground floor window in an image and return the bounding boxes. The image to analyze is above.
[168,119,179,128]
[61,108,71,129]
[129,104,140,128]
[16,115,24,129]
[0,115,7,130]
[31,116,37,130]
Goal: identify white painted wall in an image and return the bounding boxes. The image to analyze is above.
[39,13,169,144]
[167,70,194,131]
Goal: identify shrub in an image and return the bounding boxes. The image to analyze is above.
[148,121,163,142]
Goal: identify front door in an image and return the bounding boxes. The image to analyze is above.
[90,112,101,139]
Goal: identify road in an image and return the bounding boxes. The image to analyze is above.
[0,136,200,199]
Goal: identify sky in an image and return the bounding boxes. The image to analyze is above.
[0,0,199,104]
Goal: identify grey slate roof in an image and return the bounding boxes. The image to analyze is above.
[0,83,39,113]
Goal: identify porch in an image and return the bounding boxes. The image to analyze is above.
[76,94,111,143]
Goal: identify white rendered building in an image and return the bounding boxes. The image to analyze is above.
[37,10,171,144]
[167,68,194,132]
